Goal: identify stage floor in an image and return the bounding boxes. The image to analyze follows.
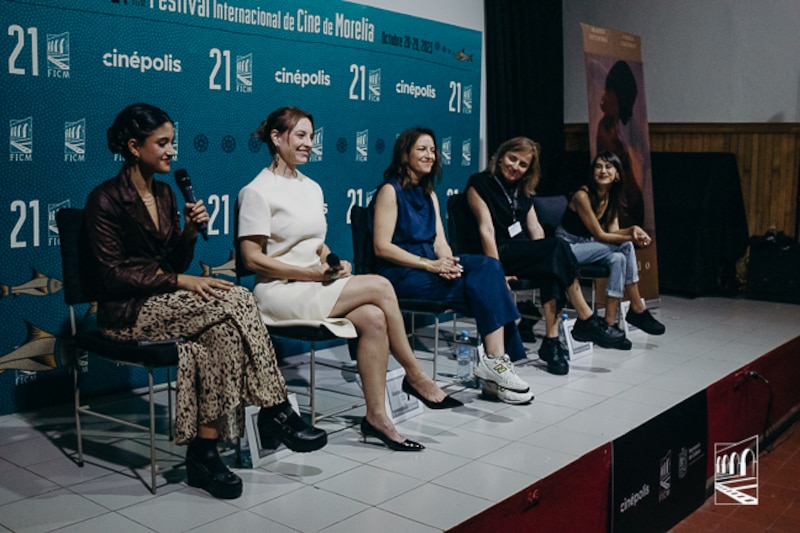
[1,295,799,532]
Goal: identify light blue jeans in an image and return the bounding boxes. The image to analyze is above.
[555,227,638,298]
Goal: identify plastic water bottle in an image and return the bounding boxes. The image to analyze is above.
[456,330,472,381]
[558,313,569,347]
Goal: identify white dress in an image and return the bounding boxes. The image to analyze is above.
[237,168,356,337]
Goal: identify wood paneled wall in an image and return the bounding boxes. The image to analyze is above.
[565,123,800,238]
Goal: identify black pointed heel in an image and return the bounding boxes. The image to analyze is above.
[360,418,424,451]
[402,377,463,409]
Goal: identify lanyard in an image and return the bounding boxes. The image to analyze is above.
[492,174,520,223]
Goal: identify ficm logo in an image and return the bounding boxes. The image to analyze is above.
[715,435,759,505]
[64,119,85,162]
[47,32,70,78]
[10,117,33,162]
[102,49,182,73]
[236,53,252,93]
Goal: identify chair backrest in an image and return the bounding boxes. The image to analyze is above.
[349,205,377,275]
[56,208,99,306]
[446,193,482,255]
[531,195,568,238]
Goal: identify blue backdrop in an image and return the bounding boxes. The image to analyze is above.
[0,0,481,415]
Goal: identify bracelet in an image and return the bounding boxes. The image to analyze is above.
[418,256,430,269]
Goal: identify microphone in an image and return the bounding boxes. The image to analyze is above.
[326,253,341,270]
[174,169,208,241]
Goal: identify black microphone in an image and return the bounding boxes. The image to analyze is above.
[174,169,208,241]
[326,253,341,270]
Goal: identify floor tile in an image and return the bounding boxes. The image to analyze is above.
[319,506,439,533]
[190,509,299,533]
[116,488,239,533]
[48,511,155,533]
[433,459,536,501]
[0,488,107,533]
[249,485,369,532]
[0,466,59,507]
[378,482,492,529]
[478,441,576,479]
[316,463,424,505]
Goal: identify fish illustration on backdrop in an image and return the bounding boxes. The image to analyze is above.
[0,270,63,298]
[455,48,473,61]
[0,323,58,373]
[201,251,237,279]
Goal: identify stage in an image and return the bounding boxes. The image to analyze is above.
[0,294,799,532]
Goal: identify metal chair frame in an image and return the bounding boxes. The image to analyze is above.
[56,207,182,494]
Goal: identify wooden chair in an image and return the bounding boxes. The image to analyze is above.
[56,207,182,494]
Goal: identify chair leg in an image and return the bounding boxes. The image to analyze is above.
[148,368,157,495]
[309,342,317,426]
[432,316,440,379]
[167,367,174,441]
[74,362,84,467]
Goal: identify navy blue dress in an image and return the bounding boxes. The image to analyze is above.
[371,178,525,361]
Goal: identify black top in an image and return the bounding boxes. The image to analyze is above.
[466,171,534,246]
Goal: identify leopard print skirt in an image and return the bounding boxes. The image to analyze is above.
[101,285,287,445]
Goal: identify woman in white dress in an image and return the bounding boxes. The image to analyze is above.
[237,106,461,452]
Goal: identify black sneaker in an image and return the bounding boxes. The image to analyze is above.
[571,315,625,349]
[626,309,666,335]
[538,337,569,375]
[609,325,632,350]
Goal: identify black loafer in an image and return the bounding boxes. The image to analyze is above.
[258,403,327,453]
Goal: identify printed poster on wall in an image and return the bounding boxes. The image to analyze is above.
[581,23,658,300]
[0,0,481,416]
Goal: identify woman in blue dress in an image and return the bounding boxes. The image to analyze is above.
[371,127,532,404]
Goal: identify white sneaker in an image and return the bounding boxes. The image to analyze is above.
[473,353,530,393]
[482,381,534,405]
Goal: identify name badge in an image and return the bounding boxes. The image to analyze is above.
[508,221,522,238]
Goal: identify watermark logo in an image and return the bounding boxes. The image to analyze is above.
[715,435,758,505]
[462,84,473,114]
[461,138,471,166]
[659,450,671,502]
[236,53,252,93]
[47,32,70,78]
[310,127,323,162]
[368,68,381,102]
[64,119,85,162]
[10,117,33,162]
[441,136,452,166]
[355,129,368,162]
[48,200,70,246]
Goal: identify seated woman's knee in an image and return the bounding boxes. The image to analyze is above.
[354,303,387,334]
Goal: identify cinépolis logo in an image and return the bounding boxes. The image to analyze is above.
[395,79,436,99]
[274,67,331,88]
[102,49,182,74]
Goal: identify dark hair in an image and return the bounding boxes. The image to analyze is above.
[106,103,173,164]
[486,136,541,197]
[383,127,442,195]
[605,60,638,125]
[252,106,314,157]
[587,151,626,222]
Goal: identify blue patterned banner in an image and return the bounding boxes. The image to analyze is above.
[0,0,481,415]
